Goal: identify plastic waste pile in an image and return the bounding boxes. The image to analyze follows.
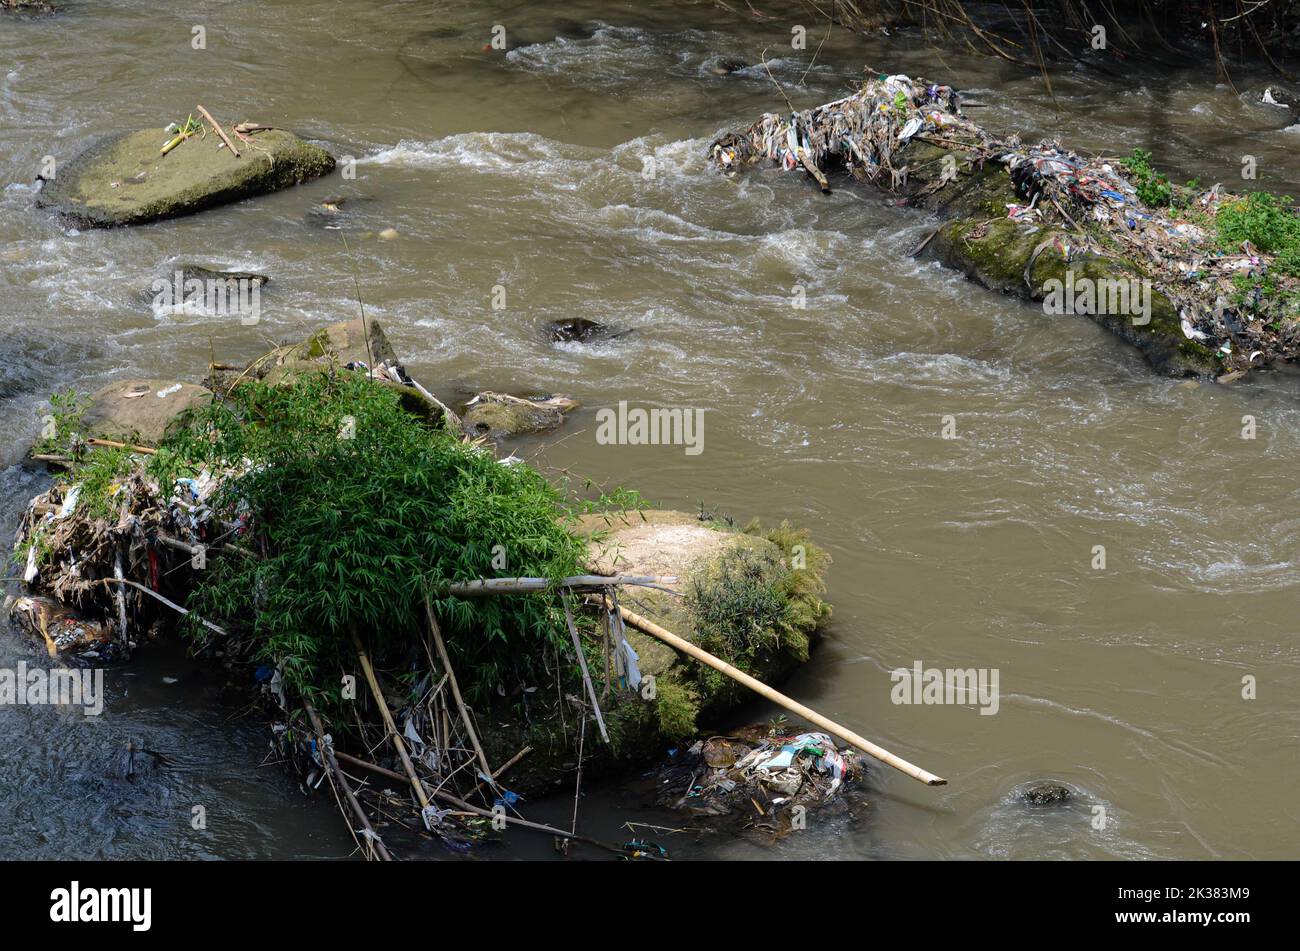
[11,464,237,659]
[711,74,978,192]
[654,728,865,839]
[710,73,1300,372]
[1002,145,1291,365]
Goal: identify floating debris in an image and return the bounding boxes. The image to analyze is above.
[712,72,1300,375]
[652,728,868,840]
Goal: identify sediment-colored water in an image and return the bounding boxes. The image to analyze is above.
[2,0,1298,860]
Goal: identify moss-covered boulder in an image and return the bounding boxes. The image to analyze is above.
[716,108,1228,379]
[477,510,831,797]
[79,379,213,447]
[39,127,335,227]
[929,217,1218,376]
[248,319,452,427]
[461,392,577,440]
[2,1,54,13]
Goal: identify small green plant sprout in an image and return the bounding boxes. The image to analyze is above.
[1120,148,1172,208]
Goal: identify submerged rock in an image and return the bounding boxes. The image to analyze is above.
[706,57,749,76]
[479,511,831,797]
[547,317,631,343]
[39,127,335,227]
[460,391,577,439]
[113,739,167,782]
[80,379,214,447]
[1,0,53,12]
[1018,780,1074,805]
[176,265,270,289]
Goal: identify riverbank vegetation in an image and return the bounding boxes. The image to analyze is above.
[12,349,845,855]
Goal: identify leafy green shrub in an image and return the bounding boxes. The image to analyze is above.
[1121,148,1172,208]
[163,371,588,714]
[1216,191,1300,267]
[33,389,87,455]
[682,522,831,712]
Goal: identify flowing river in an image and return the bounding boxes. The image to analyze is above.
[2,0,1299,860]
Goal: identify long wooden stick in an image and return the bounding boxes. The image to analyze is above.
[443,575,677,597]
[562,596,609,743]
[333,751,637,857]
[350,630,431,811]
[196,104,240,157]
[601,600,947,787]
[304,700,391,861]
[97,577,228,637]
[468,745,532,800]
[87,437,156,455]
[422,594,495,784]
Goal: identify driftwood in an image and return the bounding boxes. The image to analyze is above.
[333,751,640,857]
[196,104,240,158]
[304,700,391,861]
[442,574,677,597]
[350,630,433,815]
[422,594,495,784]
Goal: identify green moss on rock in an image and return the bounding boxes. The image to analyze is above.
[39,127,335,227]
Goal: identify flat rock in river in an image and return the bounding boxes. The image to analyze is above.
[39,127,335,227]
[80,379,214,446]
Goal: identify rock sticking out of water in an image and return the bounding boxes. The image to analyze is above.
[80,379,214,447]
[1,0,54,14]
[547,317,631,343]
[706,57,749,77]
[461,391,576,439]
[38,127,335,227]
[177,265,269,288]
[1018,781,1074,806]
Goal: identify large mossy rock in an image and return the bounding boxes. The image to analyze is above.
[252,319,449,427]
[39,128,335,227]
[460,392,576,440]
[80,379,214,447]
[478,510,831,797]
[900,143,1218,377]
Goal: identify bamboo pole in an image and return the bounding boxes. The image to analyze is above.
[422,594,495,784]
[442,575,676,597]
[600,600,947,787]
[196,104,240,157]
[350,630,431,811]
[333,751,638,857]
[98,577,228,637]
[468,745,532,800]
[87,437,156,455]
[304,700,391,861]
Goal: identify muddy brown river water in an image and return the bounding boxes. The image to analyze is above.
[2,0,1299,860]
